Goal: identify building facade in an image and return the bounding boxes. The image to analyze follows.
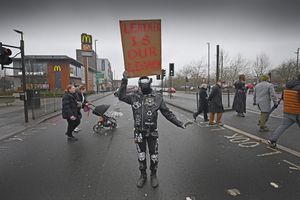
[97,58,114,91]
[12,55,84,91]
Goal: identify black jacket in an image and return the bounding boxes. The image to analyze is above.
[208,84,224,113]
[118,78,183,132]
[198,88,208,112]
[62,92,81,119]
[76,92,87,108]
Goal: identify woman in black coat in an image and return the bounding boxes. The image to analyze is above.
[62,84,81,141]
[193,84,209,121]
[232,75,247,117]
[208,80,224,126]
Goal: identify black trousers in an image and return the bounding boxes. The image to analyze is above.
[66,118,81,137]
[134,132,159,174]
[194,107,208,121]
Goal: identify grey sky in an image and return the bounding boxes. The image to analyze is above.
[1,0,300,81]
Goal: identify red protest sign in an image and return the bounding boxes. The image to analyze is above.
[120,19,162,78]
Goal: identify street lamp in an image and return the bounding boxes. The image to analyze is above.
[207,42,210,91]
[95,39,99,93]
[14,29,28,123]
[296,48,299,74]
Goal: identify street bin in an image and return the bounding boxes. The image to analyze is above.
[26,89,41,109]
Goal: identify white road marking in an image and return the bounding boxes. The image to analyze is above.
[224,124,300,158]
[227,188,241,196]
[282,160,300,171]
[257,147,282,157]
[270,182,279,188]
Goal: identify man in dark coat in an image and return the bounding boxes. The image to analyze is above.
[193,83,209,121]
[232,75,247,117]
[62,84,81,141]
[118,71,186,188]
[208,80,224,126]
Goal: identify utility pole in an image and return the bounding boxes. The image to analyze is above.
[207,42,210,91]
[216,45,220,82]
[296,48,299,74]
[95,39,98,93]
[221,49,224,80]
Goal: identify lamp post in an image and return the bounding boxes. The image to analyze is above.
[296,48,299,74]
[207,42,210,92]
[95,39,98,93]
[14,29,28,123]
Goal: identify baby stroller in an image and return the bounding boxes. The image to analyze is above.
[91,104,118,133]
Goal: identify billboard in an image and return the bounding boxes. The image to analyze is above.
[120,19,161,78]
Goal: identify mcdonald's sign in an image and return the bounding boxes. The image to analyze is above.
[53,65,62,71]
[81,33,92,44]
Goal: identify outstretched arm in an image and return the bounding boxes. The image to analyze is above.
[159,98,184,128]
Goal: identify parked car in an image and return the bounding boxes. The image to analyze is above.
[167,87,176,93]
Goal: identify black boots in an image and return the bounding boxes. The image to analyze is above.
[150,171,159,188]
[136,171,159,188]
[136,173,147,188]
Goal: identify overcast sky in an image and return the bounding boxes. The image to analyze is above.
[1,0,300,83]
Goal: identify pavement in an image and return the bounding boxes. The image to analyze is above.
[0,92,113,141]
[163,90,283,116]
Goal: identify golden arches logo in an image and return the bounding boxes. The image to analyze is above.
[53,65,61,72]
[81,34,92,44]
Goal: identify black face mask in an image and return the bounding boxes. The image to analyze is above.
[140,83,152,94]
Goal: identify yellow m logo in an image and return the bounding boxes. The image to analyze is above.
[53,65,61,71]
[81,34,92,44]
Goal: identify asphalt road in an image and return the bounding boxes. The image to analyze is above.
[0,94,299,200]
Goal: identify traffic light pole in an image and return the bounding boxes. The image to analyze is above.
[20,36,29,123]
[1,30,29,123]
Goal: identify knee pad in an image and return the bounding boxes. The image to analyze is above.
[138,152,146,161]
[150,154,159,163]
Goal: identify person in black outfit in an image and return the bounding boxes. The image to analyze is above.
[193,83,209,121]
[62,84,81,141]
[232,74,247,117]
[118,71,187,188]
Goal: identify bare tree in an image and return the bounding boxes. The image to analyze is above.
[274,59,297,82]
[173,60,206,90]
[252,53,271,79]
[222,54,249,86]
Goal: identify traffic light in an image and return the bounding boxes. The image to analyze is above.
[161,69,166,79]
[0,45,13,66]
[169,63,174,76]
[156,74,160,80]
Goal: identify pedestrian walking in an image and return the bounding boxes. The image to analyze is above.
[268,74,300,147]
[208,80,224,126]
[232,74,247,117]
[118,71,187,188]
[74,85,88,132]
[253,75,278,132]
[62,84,81,142]
[193,83,209,122]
